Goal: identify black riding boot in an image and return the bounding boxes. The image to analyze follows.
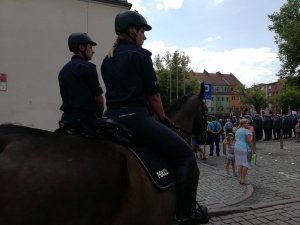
[176,160,209,225]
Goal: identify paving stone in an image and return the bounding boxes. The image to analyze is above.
[273,221,291,225]
[257,217,270,223]
[247,218,262,225]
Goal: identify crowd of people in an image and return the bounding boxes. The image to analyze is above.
[219,114,299,141]
[206,113,300,185]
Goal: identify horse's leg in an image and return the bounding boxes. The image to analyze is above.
[112,149,176,225]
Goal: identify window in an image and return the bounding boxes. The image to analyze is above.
[268,85,271,89]
[231,87,234,91]
[226,97,228,101]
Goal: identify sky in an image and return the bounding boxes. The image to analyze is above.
[127,0,286,87]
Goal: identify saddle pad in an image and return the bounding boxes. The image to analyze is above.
[128,146,176,190]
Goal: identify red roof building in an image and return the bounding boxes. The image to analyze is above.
[192,70,245,117]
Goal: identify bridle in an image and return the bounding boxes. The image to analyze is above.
[172,100,208,144]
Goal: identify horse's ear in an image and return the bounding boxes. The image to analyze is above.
[199,82,205,99]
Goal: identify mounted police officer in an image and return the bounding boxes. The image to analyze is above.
[101,10,208,225]
[58,33,104,136]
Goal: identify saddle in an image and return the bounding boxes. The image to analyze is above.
[55,119,175,190]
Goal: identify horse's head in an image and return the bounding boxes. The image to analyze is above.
[166,82,208,136]
[191,92,208,135]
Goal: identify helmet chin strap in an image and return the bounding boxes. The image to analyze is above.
[79,46,89,60]
[126,29,138,45]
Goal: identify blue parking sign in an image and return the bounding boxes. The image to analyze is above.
[204,84,212,99]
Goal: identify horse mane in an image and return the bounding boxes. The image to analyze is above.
[0,124,53,136]
[166,93,195,117]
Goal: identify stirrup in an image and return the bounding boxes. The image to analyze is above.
[177,202,209,225]
[192,202,209,224]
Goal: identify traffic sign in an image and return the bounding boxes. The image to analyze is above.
[204,83,212,99]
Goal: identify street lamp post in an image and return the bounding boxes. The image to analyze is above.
[169,70,172,104]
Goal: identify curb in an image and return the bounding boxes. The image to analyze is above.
[198,159,255,211]
[250,197,300,210]
[208,198,300,218]
[207,183,254,217]
[223,183,254,207]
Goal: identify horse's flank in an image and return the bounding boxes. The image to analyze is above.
[0,125,176,225]
[0,133,123,224]
[0,92,206,225]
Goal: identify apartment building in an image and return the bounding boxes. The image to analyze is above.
[192,70,244,117]
[253,81,282,114]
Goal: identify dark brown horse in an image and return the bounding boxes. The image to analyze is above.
[0,92,207,225]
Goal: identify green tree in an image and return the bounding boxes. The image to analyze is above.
[236,85,267,113]
[268,0,300,86]
[154,51,200,107]
[277,85,300,114]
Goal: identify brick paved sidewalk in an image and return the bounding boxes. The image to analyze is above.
[195,138,300,224]
[196,159,254,209]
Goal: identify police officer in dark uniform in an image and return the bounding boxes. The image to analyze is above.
[282,115,291,139]
[263,115,273,140]
[252,114,263,141]
[292,115,298,138]
[272,115,281,140]
[101,10,208,225]
[58,33,104,136]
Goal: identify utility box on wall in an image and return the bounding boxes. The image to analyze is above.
[0,73,7,91]
[0,0,131,131]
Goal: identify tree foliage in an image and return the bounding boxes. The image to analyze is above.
[268,0,300,86]
[236,85,267,113]
[277,82,300,114]
[153,51,200,107]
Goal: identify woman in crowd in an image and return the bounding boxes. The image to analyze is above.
[234,119,256,185]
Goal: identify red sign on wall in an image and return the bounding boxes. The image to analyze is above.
[0,73,7,91]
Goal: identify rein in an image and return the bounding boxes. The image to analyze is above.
[173,125,191,143]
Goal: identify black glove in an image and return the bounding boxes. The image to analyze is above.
[159,117,175,128]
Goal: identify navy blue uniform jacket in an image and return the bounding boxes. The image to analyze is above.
[101,39,160,109]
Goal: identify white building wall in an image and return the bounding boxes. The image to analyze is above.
[0,0,130,130]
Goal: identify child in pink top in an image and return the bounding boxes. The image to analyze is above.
[223,133,237,177]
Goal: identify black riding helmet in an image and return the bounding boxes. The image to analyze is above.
[115,10,152,35]
[68,33,97,52]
